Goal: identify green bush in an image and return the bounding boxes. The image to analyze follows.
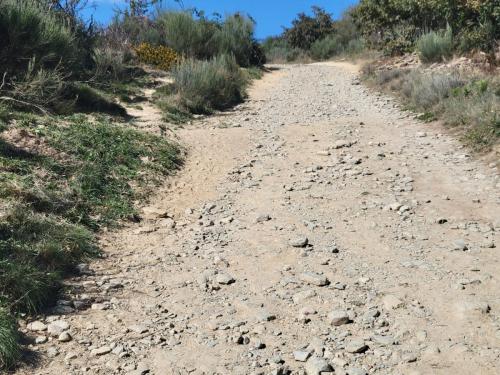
[156,11,216,59]
[212,14,263,67]
[310,35,344,60]
[284,6,335,50]
[155,11,264,67]
[417,29,453,63]
[403,71,463,109]
[0,0,76,73]
[352,0,500,54]
[169,55,247,114]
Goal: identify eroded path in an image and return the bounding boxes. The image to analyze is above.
[25,64,499,375]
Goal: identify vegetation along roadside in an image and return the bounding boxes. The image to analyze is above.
[0,0,264,368]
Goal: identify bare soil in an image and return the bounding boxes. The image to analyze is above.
[19,63,499,375]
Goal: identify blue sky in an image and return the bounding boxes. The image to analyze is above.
[84,0,359,39]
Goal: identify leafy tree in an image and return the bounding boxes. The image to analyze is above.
[284,6,335,50]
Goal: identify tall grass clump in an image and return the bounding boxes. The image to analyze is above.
[0,308,19,370]
[417,28,453,63]
[402,71,464,109]
[168,55,247,114]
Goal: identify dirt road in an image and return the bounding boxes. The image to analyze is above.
[23,63,499,375]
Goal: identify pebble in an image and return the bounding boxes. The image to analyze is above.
[58,331,72,342]
[27,321,47,332]
[289,236,309,247]
[382,294,403,310]
[91,346,112,356]
[47,320,70,336]
[305,356,333,375]
[293,350,311,362]
[299,272,329,286]
[328,310,351,326]
[216,273,235,285]
[345,339,369,353]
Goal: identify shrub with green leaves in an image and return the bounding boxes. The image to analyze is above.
[310,35,344,60]
[0,0,76,73]
[168,55,247,114]
[417,29,453,63]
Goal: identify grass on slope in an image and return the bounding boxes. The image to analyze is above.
[0,107,182,368]
[362,66,500,151]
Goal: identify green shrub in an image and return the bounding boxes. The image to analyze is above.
[169,55,247,114]
[284,6,335,50]
[212,14,262,67]
[403,71,463,109]
[155,11,263,67]
[417,29,453,63]
[261,37,305,63]
[310,35,344,60]
[0,0,76,73]
[156,11,217,59]
[0,307,19,370]
[92,46,128,81]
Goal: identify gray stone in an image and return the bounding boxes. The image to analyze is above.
[300,272,329,286]
[347,367,368,375]
[293,350,311,362]
[328,310,351,326]
[58,331,72,342]
[345,339,369,353]
[47,320,70,336]
[91,345,112,356]
[35,335,48,344]
[453,239,468,251]
[305,356,333,375]
[371,335,394,346]
[292,290,317,304]
[216,273,235,285]
[129,324,149,334]
[289,236,309,248]
[27,321,47,332]
[256,309,276,322]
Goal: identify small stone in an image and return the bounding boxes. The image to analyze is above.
[255,214,271,223]
[289,236,309,248]
[129,324,149,334]
[216,273,235,285]
[46,346,59,358]
[382,295,403,310]
[292,290,317,304]
[300,272,329,286]
[47,320,70,337]
[35,336,48,344]
[347,367,368,375]
[453,239,468,251]
[58,331,72,342]
[345,339,369,354]
[305,356,333,375]
[371,335,394,346]
[91,346,112,356]
[333,140,351,149]
[293,350,311,362]
[27,321,47,332]
[65,352,78,361]
[328,310,351,326]
[256,310,276,322]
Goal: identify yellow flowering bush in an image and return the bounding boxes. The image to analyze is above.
[133,43,180,71]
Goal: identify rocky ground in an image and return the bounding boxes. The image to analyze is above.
[17,63,499,375]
